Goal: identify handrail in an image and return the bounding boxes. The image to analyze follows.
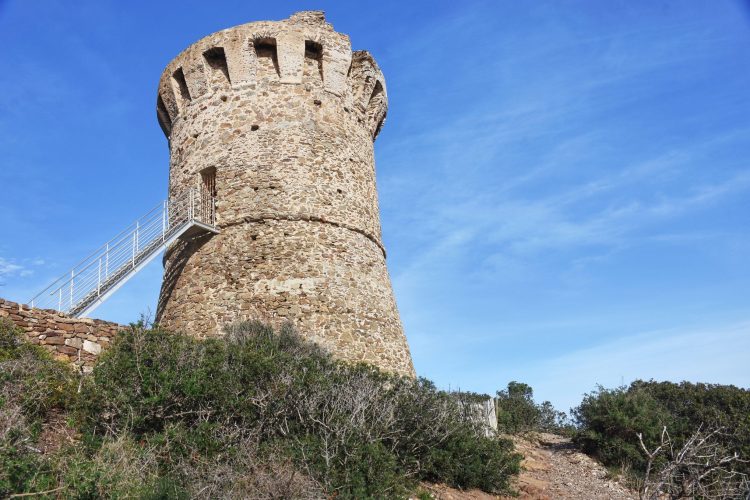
[29,187,217,316]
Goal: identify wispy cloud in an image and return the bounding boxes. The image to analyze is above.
[0,256,47,281]
[392,152,750,287]
[379,2,750,404]
[426,319,750,413]
[381,6,750,286]
[521,321,750,412]
[0,257,23,278]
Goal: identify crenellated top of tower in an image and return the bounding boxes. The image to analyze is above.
[156,11,388,140]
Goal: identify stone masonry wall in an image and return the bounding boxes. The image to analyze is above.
[0,298,121,372]
[155,11,415,377]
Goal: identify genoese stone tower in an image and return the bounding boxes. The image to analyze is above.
[154,11,415,377]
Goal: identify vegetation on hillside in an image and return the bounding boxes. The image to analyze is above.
[0,318,521,498]
[573,380,750,497]
[4,314,749,498]
[1,318,79,497]
[492,378,750,497]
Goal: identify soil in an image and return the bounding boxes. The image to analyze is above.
[37,408,78,455]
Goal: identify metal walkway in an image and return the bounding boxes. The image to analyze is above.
[29,188,218,317]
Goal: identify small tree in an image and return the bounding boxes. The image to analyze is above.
[538,401,572,433]
[496,382,540,434]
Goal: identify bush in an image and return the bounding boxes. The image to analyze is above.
[0,319,78,421]
[0,319,77,498]
[0,319,521,497]
[495,381,571,435]
[496,382,539,433]
[0,442,57,498]
[573,380,750,481]
[71,321,521,498]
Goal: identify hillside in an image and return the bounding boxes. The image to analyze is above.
[2,317,749,498]
[1,319,520,498]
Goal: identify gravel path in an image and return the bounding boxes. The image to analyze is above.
[422,433,637,500]
[508,433,636,499]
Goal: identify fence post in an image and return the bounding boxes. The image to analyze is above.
[98,258,102,296]
[69,269,74,310]
[189,188,194,220]
[132,232,136,268]
[211,194,215,225]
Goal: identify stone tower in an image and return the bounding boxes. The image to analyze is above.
[154,11,414,377]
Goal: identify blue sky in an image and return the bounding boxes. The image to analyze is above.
[1,0,748,412]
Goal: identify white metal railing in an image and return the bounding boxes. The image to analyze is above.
[29,188,217,317]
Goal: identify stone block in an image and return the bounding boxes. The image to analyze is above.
[83,340,101,355]
[56,345,78,355]
[65,338,83,349]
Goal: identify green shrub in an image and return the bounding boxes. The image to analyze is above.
[421,426,519,492]
[0,319,78,421]
[0,319,79,498]
[0,319,522,497]
[0,441,57,498]
[496,381,540,433]
[573,380,750,479]
[495,381,571,435]
[73,321,521,498]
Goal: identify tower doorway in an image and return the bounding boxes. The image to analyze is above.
[200,167,216,224]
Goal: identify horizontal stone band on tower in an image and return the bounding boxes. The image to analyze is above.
[155,11,415,377]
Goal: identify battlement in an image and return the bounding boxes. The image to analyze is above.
[156,11,388,140]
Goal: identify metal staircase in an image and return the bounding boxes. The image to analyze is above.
[29,188,218,317]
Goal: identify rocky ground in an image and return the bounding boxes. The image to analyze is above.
[422,433,637,500]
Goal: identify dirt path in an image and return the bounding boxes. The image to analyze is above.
[423,433,636,500]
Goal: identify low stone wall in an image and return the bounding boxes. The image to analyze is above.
[0,298,122,372]
[463,398,499,437]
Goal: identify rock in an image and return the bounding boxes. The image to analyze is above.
[65,338,83,349]
[82,340,101,355]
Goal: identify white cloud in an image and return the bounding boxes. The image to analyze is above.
[0,257,23,278]
[0,256,49,281]
[391,144,750,289]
